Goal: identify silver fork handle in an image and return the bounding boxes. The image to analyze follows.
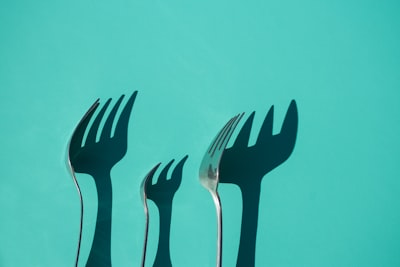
[141,201,149,267]
[211,191,222,267]
[68,169,83,267]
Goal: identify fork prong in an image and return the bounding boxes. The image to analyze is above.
[69,99,100,156]
[232,111,255,148]
[114,91,138,140]
[218,113,244,151]
[101,95,124,140]
[210,114,243,157]
[255,106,274,146]
[216,115,238,151]
[86,98,111,144]
[208,117,235,155]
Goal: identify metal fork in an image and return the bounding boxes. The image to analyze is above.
[67,99,99,267]
[199,113,244,267]
[140,163,161,267]
[67,91,137,267]
[140,156,188,267]
[219,100,298,267]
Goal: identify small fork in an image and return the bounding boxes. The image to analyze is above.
[140,163,161,267]
[199,113,244,267]
[140,156,188,267]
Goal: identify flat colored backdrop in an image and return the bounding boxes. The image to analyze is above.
[1,0,399,266]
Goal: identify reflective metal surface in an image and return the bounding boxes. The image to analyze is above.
[140,163,161,267]
[199,113,243,267]
[67,99,100,267]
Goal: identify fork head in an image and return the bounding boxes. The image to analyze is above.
[199,113,244,192]
[140,162,161,206]
[140,163,161,267]
[67,99,99,173]
[140,163,162,212]
[68,91,137,176]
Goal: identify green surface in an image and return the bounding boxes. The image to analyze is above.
[1,0,400,266]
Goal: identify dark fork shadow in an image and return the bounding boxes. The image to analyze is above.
[219,100,298,267]
[69,92,137,267]
[145,156,188,267]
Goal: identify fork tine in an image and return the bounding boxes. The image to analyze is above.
[100,95,124,140]
[86,98,111,144]
[232,112,255,148]
[218,113,244,150]
[255,105,274,146]
[215,115,238,152]
[210,114,243,157]
[114,91,138,140]
[208,117,235,154]
[69,99,100,156]
[170,155,189,187]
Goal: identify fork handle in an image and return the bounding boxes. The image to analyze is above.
[212,192,223,267]
[236,182,261,267]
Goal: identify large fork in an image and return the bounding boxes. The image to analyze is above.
[219,100,298,267]
[199,113,244,267]
[140,156,188,267]
[67,91,137,267]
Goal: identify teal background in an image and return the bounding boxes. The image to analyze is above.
[1,0,400,266]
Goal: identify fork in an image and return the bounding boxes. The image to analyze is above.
[199,113,244,267]
[140,156,188,267]
[219,100,298,267]
[67,91,137,267]
[140,163,161,267]
[67,99,99,267]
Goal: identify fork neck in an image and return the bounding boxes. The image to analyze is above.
[236,181,262,267]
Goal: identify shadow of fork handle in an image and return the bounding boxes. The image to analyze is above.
[86,173,113,267]
[152,201,173,267]
[236,181,262,267]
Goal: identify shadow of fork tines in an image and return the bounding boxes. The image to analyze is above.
[219,100,298,267]
[68,91,137,267]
